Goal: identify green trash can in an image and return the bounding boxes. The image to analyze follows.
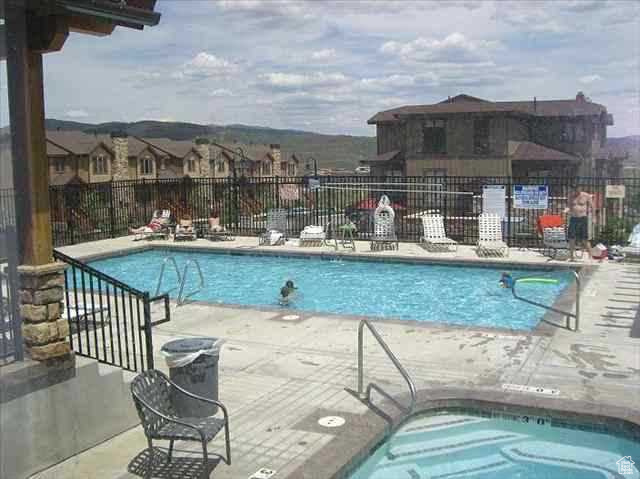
[161,337,224,417]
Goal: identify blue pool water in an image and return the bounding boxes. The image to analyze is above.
[88,250,572,330]
[349,411,640,479]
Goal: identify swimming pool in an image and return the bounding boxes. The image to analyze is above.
[87,249,573,330]
[349,410,640,479]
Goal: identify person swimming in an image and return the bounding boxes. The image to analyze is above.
[499,272,514,289]
[279,280,297,305]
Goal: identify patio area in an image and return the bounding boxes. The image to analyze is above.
[32,237,640,479]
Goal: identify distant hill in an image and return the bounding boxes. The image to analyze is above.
[607,135,640,167]
[43,119,376,170]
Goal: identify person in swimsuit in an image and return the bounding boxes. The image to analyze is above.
[279,280,297,305]
[564,186,593,261]
[499,272,514,289]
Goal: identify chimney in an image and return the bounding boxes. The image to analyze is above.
[576,91,586,102]
[269,143,282,174]
[110,131,129,180]
[195,138,211,177]
[533,96,537,112]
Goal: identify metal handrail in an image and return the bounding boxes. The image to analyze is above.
[154,256,182,297]
[358,319,416,414]
[177,259,205,306]
[511,271,580,331]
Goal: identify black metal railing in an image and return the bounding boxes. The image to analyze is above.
[53,249,170,372]
[49,175,640,248]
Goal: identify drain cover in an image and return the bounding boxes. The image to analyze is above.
[281,314,300,321]
[318,415,346,428]
[249,468,276,479]
[502,383,560,396]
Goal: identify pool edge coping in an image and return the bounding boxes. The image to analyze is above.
[285,387,640,479]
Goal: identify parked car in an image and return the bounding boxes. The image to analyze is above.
[355,166,371,175]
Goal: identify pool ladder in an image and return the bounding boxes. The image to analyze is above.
[511,271,581,332]
[357,319,416,415]
[155,256,205,306]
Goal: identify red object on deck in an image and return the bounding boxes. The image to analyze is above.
[536,214,564,234]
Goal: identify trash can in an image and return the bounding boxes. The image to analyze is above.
[161,337,224,417]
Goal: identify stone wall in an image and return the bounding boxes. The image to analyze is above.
[196,139,211,177]
[270,144,282,175]
[111,133,129,181]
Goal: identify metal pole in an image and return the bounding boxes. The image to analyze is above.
[573,271,580,332]
[357,320,364,398]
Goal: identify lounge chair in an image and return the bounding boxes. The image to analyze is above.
[131,370,231,478]
[204,217,234,241]
[477,213,509,257]
[132,210,171,241]
[174,218,196,241]
[299,224,326,246]
[258,208,287,246]
[420,214,457,252]
[621,223,640,261]
[370,196,398,251]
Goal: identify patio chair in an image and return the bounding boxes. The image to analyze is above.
[258,208,287,246]
[131,370,231,479]
[299,224,326,246]
[477,213,509,257]
[204,217,234,242]
[174,218,197,241]
[370,196,398,251]
[132,210,171,241]
[420,214,457,252]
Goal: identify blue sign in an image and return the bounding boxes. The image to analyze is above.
[514,185,549,209]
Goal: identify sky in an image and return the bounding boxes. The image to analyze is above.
[1,0,639,137]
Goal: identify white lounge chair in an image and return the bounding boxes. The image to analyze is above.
[621,223,640,261]
[542,227,569,259]
[299,224,326,246]
[370,196,398,251]
[477,213,509,257]
[132,209,171,241]
[258,208,287,246]
[420,214,457,252]
[174,218,197,241]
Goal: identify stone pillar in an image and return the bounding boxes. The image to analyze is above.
[196,138,211,177]
[111,131,129,181]
[270,143,282,176]
[18,263,72,362]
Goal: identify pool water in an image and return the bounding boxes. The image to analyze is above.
[349,411,640,479]
[88,249,572,330]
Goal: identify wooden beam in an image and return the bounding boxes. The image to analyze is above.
[27,12,68,53]
[6,2,54,266]
[67,14,115,36]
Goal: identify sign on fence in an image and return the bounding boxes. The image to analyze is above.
[514,185,549,209]
[482,185,506,218]
[605,185,626,198]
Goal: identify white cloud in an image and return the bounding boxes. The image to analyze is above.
[65,110,89,119]
[579,74,603,85]
[311,48,337,60]
[258,72,349,89]
[210,89,233,97]
[380,32,500,63]
[175,52,240,80]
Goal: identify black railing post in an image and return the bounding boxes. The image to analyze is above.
[143,292,154,370]
[109,181,116,238]
[507,177,512,247]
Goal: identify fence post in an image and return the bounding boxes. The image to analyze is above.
[142,292,154,370]
[109,182,116,238]
[507,177,512,247]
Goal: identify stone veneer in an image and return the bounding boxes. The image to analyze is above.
[196,138,211,177]
[111,132,129,181]
[17,262,72,362]
[270,143,282,176]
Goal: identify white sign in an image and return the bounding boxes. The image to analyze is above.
[606,185,626,199]
[514,185,549,210]
[617,456,635,475]
[308,178,321,191]
[483,185,506,218]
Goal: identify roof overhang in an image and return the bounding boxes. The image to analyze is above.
[54,0,160,29]
[364,149,402,163]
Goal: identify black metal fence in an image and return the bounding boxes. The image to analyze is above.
[49,176,640,248]
[53,249,170,372]
[1,188,22,363]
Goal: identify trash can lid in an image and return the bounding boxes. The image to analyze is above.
[161,337,219,354]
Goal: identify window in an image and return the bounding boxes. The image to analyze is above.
[423,119,447,154]
[288,163,296,176]
[560,124,573,143]
[160,158,166,170]
[217,160,226,173]
[262,161,272,175]
[187,159,196,173]
[55,158,65,173]
[93,155,107,175]
[473,118,490,154]
[140,156,154,175]
[574,124,585,142]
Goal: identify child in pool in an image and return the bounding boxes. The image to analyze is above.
[499,272,514,289]
[279,280,297,305]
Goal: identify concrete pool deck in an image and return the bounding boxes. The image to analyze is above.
[33,236,640,479]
